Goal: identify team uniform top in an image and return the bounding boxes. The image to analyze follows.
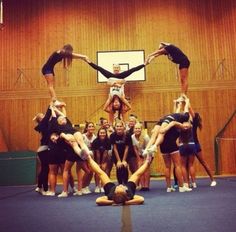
[104,181,136,201]
[42,51,64,76]
[91,138,111,154]
[34,107,52,146]
[157,112,190,125]
[110,132,132,161]
[164,44,190,69]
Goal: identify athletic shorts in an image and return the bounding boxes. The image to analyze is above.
[195,143,202,153]
[65,149,83,162]
[179,143,196,156]
[160,140,179,154]
[179,59,190,69]
[41,66,55,76]
[48,147,66,165]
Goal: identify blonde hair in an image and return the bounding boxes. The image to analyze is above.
[134,122,147,149]
[32,113,44,123]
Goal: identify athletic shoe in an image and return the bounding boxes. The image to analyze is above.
[73,190,83,196]
[167,187,176,193]
[44,191,56,196]
[40,189,48,196]
[100,187,105,193]
[210,180,217,187]
[179,186,192,192]
[173,184,178,189]
[86,186,92,194]
[81,186,92,194]
[94,186,100,193]
[192,182,197,188]
[58,191,68,198]
[72,186,78,193]
[184,183,190,188]
[35,187,41,193]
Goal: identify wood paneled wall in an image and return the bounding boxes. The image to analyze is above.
[217,112,236,174]
[0,0,236,175]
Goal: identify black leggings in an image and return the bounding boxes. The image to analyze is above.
[116,166,129,185]
[89,62,145,79]
[37,150,49,191]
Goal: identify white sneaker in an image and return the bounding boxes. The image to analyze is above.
[73,190,83,196]
[72,186,78,193]
[210,180,217,187]
[167,187,176,193]
[179,186,192,192]
[81,186,92,194]
[94,186,100,193]
[192,182,197,188]
[184,183,190,188]
[44,191,56,196]
[58,191,68,198]
[35,187,41,193]
[100,187,105,193]
[40,189,47,196]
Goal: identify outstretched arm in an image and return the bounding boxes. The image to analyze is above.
[71,53,88,60]
[148,48,166,58]
[147,48,166,63]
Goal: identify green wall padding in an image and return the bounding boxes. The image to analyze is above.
[0,151,37,186]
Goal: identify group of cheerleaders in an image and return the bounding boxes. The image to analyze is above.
[34,42,216,206]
